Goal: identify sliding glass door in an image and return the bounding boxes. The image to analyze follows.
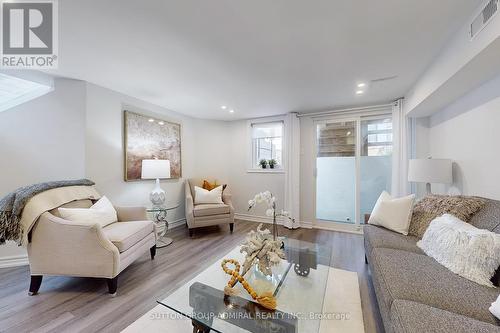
[315,115,392,227]
[316,120,358,223]
[359,117,393,223]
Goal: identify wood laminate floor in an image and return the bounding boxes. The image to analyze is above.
[0,221,384,333]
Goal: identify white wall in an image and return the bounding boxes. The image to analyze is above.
[228,120,286,218]
[189,119,231,182]
[1,77,287,265]
[425,74,500,199]
[0,80,231,263]
[85,83,197,223]
[0,78,86,259]
[405,0,500,114]
[413,117,431,197]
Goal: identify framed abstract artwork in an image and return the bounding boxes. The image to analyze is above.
[124,110,182,181]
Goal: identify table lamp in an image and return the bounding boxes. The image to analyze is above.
[408,158,452,194]
[141,159,171,207]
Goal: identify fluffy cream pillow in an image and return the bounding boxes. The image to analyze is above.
[58,196,117,227]
[490,295,500,320]
[417,214,500,287]
[194,185,223,204]
[368,191,415,235]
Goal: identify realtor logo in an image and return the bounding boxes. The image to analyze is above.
[1,0,58,68]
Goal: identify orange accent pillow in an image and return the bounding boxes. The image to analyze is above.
[203,180,227,191]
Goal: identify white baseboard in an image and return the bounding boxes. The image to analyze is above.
[0,254,29,268]
[300,221,314,229]
[314,222,364,235]
[169,218,186,229]
[155,218,186,234]
[234,213,311,229]
[235,213,284,225]
[235,214,363,234]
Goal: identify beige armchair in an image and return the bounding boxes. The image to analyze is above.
[185,179,235,237]
[27,199,156,296]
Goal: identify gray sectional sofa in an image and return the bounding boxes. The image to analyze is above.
[364,198,500,333]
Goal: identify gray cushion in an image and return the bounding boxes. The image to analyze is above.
[391,300,500,333]
[364,224,423,258]
[371,247,499,325]
[469,198,500,233]
[469,199,500,286]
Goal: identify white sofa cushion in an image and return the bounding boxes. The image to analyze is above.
[417,214,500,287]
[194,185,223,204]
[368,191,415,235]
[103,221,154,252]
[193,203,230,217]
[58,196,117,227]
[490,294,500,320]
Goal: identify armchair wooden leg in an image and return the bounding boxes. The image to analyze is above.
[365,254,368,264]
[150,245,156,260]
[107,277,118,296]
[229,223,234,234]
[189,229,194,237]
[29,275,43,296]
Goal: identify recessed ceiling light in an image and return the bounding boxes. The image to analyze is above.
[221,105,227,110]
[148,118,155,122]
[356,90,364,95]
[229,109,235,113]
[158,121,164,125]
[357,83,366,88]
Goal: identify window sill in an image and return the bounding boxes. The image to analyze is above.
[247,169,285,174]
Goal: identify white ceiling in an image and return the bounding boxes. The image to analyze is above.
[52,0,479,120]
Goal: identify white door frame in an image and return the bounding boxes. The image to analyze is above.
[312,110,392,233]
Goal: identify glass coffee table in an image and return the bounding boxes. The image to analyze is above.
[157,238,332,333]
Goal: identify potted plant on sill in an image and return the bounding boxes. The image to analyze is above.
[268,159,277,169]
[259,159,268,169]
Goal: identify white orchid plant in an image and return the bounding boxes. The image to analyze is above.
[248,191,294,240]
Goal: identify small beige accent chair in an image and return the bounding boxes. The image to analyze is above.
[185,179,235,237]
[27,199,156,296]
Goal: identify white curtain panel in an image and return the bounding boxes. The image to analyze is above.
[391,99,413,197]
[284,112,301,229]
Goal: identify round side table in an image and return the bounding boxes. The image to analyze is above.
[147,205,179,248]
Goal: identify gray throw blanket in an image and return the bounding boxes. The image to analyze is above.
[0,179,95,245]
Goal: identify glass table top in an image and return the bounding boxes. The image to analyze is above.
[157,238,333,333]
[146,204,179,212]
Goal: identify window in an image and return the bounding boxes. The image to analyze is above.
[0,74,52,113]
[251,121,283,169]
[361,117,393,156]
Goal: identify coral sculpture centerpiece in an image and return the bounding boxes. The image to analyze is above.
[240,223,285,276]
[221,223,286,310]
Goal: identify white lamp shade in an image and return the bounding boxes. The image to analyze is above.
[141,159,171,179]
[408,158,452,184]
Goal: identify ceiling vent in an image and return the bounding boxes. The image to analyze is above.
[370,75,398,84]
[470,0,498,39]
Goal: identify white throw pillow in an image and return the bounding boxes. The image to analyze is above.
[490,294,500,320]
[368,191,415,235]
[194,185,223,204]
[417,214,500,287]
[58,196,118,227]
